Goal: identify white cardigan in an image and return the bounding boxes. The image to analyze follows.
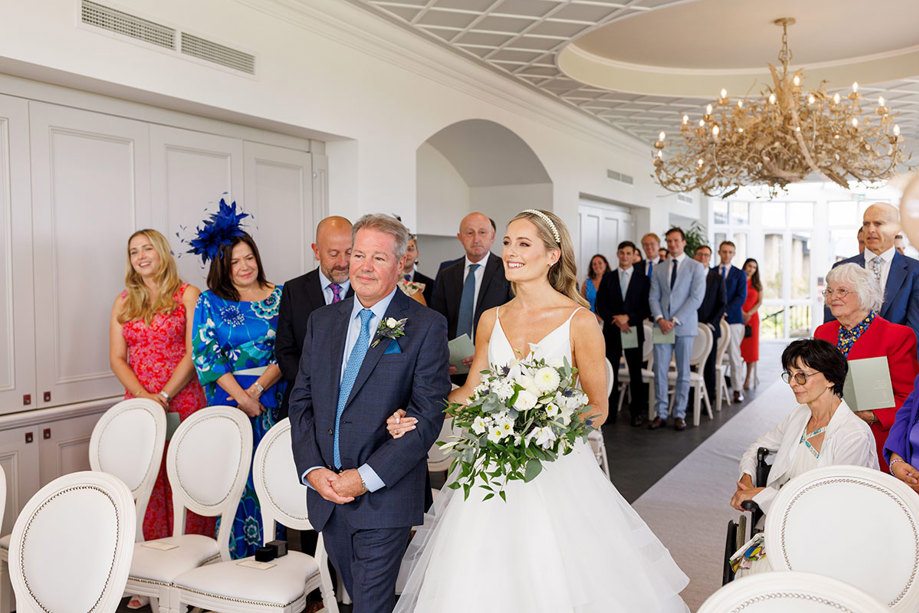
[738,400,879,513]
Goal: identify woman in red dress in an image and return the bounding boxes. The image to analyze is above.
[109,229,215,609]
[814,263,919,472]
[740,258,763,389]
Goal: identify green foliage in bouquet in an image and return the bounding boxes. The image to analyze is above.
[440,355,594,502]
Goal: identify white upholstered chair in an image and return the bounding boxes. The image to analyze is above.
[0,397,164,613]
[765,465,919,612]
[614,325,654,415]
[9,471,136,613]
[699,571,888,612]
[170,418,338,613]
[714,318,732,413]
[652,323,713,426]
[124,405,252,613]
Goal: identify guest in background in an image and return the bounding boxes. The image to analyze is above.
[434,217,497,282]
[431,211,513,383]
[596,241,650,426]
[896,233,907,256]
[741,258,763,389]
[277,216,353,419]
[110,229,213,610]
[718,241,748,402]
[659,247,670,261]
[825,203,919,351]
[401,234,434,305]
[580,253,610,316]
[814,263,919,472]
[732,338,878,514]
[639,233,662,280]
[694,245,726,405]
[857,226,866,255]
[190,203,284,559]
[649,227,706,431]
[633,248,644,266]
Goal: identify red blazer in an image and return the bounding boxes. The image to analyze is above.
[814,316,919,470]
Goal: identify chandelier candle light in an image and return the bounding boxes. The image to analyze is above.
[653,18,909,197]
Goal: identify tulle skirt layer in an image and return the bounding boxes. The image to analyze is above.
[395,442,690,613]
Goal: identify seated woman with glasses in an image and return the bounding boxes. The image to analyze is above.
[731,338,879,517]
[814,263,919,471]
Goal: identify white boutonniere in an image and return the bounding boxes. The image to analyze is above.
[372,317,407,347]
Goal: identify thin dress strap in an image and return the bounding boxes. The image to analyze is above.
[564,307,585,324]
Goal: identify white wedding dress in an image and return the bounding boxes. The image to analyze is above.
[394,308,690,612]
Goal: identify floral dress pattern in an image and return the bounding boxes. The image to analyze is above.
[192,286,286,559]
[121,283,215,541]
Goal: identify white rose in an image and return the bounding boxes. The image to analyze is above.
[386,317,398,327]
[534,367,561,394]
[515,373,534,390]
[471,416,488,435]
[514,390,538,412]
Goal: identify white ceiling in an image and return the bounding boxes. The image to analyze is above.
[346,0,919,154]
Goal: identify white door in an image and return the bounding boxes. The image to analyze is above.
[150,125,245,289]
[0,95,34,415]
[577,200,635,277]
[30,102,152,408]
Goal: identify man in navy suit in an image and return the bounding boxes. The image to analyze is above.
[649,228,706,431]
[695,245,726,404]
[289,214,450,613]
[717,240,747,402]
[596,241,651,427]
[825,202,919,349]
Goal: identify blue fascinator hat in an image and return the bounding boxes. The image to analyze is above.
[187,198,249,264]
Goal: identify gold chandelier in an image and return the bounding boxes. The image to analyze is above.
[652,18,909,197]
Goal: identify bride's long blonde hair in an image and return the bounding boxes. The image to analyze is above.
[508,209,588,308]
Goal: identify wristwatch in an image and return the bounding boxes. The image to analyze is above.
[254,381,265,395]
[159,390,170,403]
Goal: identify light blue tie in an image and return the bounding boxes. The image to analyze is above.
[333,308,374,469]
[620,270,628,299]
[456,263,480,339]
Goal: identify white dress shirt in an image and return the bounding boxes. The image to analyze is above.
[864,246,897,294]
[318,269,351,305]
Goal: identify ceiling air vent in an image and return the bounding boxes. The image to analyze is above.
[677,194,693,204]
[181,32,255,75]
[81,0,175,50]
[607,169,634,185]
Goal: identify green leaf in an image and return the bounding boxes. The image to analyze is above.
[499,490,507,502]
[524,458,543,482]
[482,493,494,501]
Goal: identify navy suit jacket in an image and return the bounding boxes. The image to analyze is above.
[289,289,450,531]
[595,268,650,353]
[431,252,513,340]
[699,268,727,338]
[718,264,747,324]
[824,252,919,345]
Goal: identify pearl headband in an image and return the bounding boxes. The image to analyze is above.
[521,209,561,244]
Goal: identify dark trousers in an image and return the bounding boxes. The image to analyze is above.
[609,344,647,419]
[703,332,720,404]
[322,509,412,613]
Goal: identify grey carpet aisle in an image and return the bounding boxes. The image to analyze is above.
[632,379,795,612]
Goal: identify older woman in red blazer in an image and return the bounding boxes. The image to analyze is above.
[815,263,919,471]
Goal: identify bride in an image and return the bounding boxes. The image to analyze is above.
[388,209,689,612]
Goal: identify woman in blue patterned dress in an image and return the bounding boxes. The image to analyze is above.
[192,230,285,558]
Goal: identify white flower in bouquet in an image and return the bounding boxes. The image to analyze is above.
[534,367,561,393]
[493,380,515,401]
[534,426,557,449]
[547,357,564,368]
[471,415,489,435]
[487,425,506,444]
[494,413,515,435]
[545,402,559,418]
[514,389,538,412]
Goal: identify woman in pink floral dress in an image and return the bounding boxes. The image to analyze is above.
[109,229,215,609]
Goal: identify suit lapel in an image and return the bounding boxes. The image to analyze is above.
[344,290,409,409]
[329,298,352,393]
[306,269,326,312]
[475,254,499,315]
[883,252,907,318]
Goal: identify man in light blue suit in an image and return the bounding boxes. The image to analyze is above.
[649,227,707,431]
[824,202,919,353]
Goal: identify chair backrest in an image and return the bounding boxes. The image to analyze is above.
[699,570,888,613]
[641,322,654,363]
[166,406,252,560]
[89,397,166,541]
[690,323,713,367]
[427,417,458,473]
[252,418,309,540]
[765,465,919,612]
[9,471,135,613]
[604,358,614,397]
[716,318,730,363]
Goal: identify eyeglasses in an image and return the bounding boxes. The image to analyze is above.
[822,288,852,299]
[781,370,821,385]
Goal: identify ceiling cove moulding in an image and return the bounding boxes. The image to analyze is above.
[558,43,919,99]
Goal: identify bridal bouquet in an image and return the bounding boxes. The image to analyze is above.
[440,355,593,501]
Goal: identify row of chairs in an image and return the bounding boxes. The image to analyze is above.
[615,319,737,426]
[0,399,338,613]
[704,465,919,612]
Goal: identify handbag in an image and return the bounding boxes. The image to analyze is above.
[744,324,753,338]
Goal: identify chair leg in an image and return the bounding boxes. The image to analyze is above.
[648,381,656,420]
[692,383,701,427]
[0,559,12,613]
[702,381,713,419]
[617,382,627,415]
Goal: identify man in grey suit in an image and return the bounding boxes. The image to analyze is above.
[649,227,706,431]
